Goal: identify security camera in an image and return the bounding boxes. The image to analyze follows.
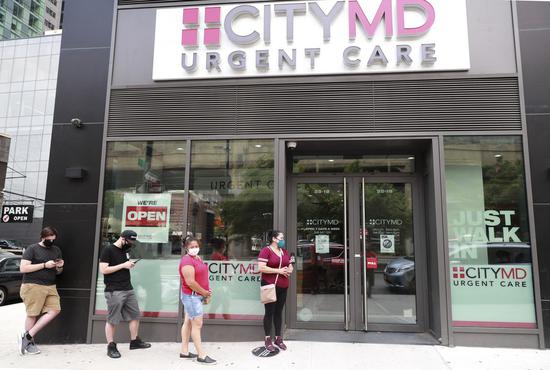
[287,141,297,150]
[71,118,83,128]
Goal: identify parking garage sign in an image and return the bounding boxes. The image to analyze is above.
[1,205,34,223]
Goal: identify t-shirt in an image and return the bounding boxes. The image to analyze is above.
[210,251,228,261]
[99,244,133,292]
[179,255,210,295]
[258,246,290,288]
[22,243,62,286]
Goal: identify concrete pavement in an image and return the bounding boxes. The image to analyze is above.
[1,302,549,370]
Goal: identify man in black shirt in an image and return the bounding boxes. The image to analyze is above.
[18,227,64,355]
[99,229,151,359]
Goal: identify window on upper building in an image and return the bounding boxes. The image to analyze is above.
[31,1,40,13]
[13,4,23,18]
[48,0,58,5]
[29,15,39,28]
[46,8,56,17]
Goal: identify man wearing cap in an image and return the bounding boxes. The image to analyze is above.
[99,230,151,359]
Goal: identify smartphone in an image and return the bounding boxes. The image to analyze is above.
[131,258,141,263]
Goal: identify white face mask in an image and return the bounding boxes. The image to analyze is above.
[187,247,200,256]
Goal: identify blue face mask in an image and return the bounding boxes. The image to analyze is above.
[277,239,286,249]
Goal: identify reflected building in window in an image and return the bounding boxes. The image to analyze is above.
[0,0,46,40]
[0,33,60,245]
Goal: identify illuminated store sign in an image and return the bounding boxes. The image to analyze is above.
[153,0,470,80]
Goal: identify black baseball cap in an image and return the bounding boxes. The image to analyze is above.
[121,230,138,241]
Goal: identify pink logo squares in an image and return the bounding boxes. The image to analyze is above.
[181,7,221,48]
[205,7,221,25]
[182,29,198,47]
[204,28,220,46]
[183,8,199,26]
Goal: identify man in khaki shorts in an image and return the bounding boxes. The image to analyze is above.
[18,226,64,355]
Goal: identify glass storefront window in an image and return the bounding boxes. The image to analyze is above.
[188,140,274,320]
[95,141,187,318]
[444,136,536,328]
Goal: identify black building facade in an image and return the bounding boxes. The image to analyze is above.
[41,0,550,348]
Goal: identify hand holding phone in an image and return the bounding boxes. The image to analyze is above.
[131,258,141,264]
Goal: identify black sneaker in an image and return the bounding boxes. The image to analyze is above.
[180,352,198,359]
[107,342,121,359]
[129,336,151,350]
[197,355,217,365]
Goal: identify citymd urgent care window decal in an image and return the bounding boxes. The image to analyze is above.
[445,136,536,329]
[152,0,470,80]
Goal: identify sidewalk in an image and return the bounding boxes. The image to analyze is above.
[1,303,548,370]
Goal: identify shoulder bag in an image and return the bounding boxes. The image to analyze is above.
[260,250,282,304]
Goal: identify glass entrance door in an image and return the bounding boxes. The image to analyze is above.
[289,176,424,331]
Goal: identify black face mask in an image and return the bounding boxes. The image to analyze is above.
[123,239,135,250]
[43,239,54,248]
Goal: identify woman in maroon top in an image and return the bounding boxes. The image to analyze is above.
[258,230,293,352]
[179,237,216,365]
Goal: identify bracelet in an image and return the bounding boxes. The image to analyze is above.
[43,262,46,269]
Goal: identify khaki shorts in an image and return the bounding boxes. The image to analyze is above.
[20,283,61,316]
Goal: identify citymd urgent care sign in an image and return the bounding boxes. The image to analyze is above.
[153,0,470,80]
[451,264,536,328]
[122,193,171,243]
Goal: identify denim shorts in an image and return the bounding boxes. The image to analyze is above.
[181,292,204,319]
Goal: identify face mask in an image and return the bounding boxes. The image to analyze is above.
[188,247,200,256]
[43,239,54,248]
[123,239,135,250]
[277,239,286,249]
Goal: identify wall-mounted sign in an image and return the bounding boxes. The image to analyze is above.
[315,234,330,253]
[1,205,34,223]
[380,234,395,253]
[122,193,171,243]
[153,0,470,80]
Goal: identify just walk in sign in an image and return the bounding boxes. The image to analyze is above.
[1,205,34,223]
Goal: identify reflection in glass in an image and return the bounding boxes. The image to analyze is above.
[188,140,274,320]
[445,136,535,328]
[293,155,415,174]
[95,141,187,317]
[364,183,416,325]
[296,183,346,323]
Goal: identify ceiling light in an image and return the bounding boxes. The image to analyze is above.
[255,144,262,148]
[494,154,502,158]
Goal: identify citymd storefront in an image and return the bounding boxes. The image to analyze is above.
[87,0,544,348]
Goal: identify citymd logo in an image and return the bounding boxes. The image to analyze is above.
[125,206,168,227]
[153,0,470,79]
[452,265,529,288]
[182,7,222,47]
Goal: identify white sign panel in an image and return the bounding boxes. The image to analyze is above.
[380,234,395,254]
[315,234,330,254]
[153,0,470,80]
[122,193,171,243]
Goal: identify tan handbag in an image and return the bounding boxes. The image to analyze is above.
[260,251,282,304]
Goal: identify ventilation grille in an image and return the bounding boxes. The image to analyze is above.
[107,77,521,137]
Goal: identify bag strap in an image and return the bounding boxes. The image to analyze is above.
[273,249,283,286]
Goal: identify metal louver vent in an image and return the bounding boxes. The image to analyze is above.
[107,77,521,138]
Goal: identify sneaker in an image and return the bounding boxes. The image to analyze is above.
[25,342,41,355]
[180,352,198,359]
[107,342,121,359]
[129,336,151,350]
[264,337,276,352]
[197,355,217,365]
[274,336,287,351]
[18,332,31,356]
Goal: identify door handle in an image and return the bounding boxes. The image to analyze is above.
[343,177,349,331]
[362,178,368,332]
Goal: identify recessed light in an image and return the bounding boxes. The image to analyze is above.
[255,144,262,148]
[176,147,184,151]
[408,157,414,160]
[494,154,502,158]
[328,159,335,162]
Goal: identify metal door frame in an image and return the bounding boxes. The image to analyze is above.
[287,174,427,333]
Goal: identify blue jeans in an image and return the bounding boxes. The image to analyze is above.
[181,292,204,319]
